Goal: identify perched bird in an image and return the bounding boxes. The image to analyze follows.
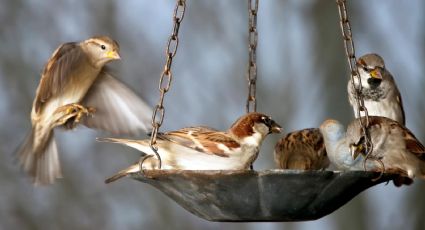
[17,36,152,185]
[320,117,425,186]
[348,53,405,125]
[274,128,329,170]
[99,112,282,183]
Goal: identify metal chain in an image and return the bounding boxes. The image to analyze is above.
[246,0,259,113]
[148,0,186,169]
[335,0,374,169]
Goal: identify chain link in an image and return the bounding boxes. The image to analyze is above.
[148,0,186,169]
[336,0,374,170]
[246,0,259,113]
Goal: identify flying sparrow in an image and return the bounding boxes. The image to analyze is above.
[348,53,405,125]
[274,128,329,170]
[17,36,152,185]
[99,112,282,183]
[320,117,425,186]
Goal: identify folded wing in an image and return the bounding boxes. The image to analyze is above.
[159,127,240,157]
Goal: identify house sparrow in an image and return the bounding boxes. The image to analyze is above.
[17,36,152,185]
[99,112,282,183]
[274,128,329,170]
[348,53,405,125]
[320,117,425,186]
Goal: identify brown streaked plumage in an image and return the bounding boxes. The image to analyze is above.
[321,117,425,187]
[347,116,425,163]
[274,128,329,170]
[349,117,425,186]
[156,128,238,157]
[17,36,152,185]
[99,112,282,183]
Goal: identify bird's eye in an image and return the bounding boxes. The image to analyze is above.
[101,45,106,50]
[362,67,369,72]
[261,116,272,126]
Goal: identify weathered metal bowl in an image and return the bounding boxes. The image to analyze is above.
[131,169,394,222]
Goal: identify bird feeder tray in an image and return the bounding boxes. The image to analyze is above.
[130,169,394,222]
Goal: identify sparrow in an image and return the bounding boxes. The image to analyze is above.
[274,128,329,170]
[17,36,152,185]
[320,116,425,186]
[348,53,405,125]
[99,112,282,183]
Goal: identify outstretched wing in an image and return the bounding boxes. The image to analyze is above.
[35,42,83,113]
[81,70,152,135]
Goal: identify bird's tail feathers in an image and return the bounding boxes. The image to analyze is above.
[96,137,125,143]
[105,163,140,184]
[392,176,414,187]
[96,137,148,153]
[17,127,62,185]
[15,129,35,171]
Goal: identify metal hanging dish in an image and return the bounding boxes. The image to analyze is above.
[131,170,394,222]
[120,0,395,223]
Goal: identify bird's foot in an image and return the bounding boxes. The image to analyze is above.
[55,103,96,128]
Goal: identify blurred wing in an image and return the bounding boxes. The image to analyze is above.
[159,127,239,157]
[81,70,152,135]
[35,42,83,112]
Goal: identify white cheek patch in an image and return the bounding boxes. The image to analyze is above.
[239,123,270,146]
[253,123,269,136]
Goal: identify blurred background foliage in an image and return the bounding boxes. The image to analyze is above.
[0,0,424,229]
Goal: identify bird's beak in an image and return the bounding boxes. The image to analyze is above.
[350,144,362,160]
[107,50,121,60]
[370,69,382,79]
[270,121,282,134]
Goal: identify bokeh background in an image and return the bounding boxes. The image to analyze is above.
[1,0,424,229]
